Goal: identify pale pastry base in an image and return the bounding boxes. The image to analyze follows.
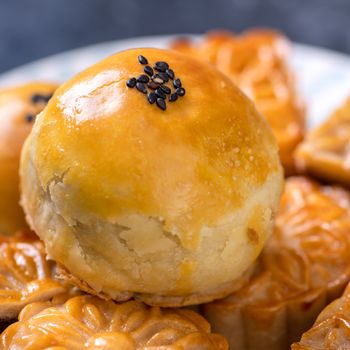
[57,263,255,307]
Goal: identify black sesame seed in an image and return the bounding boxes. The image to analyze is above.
[154,61,169,72]
[126,78,137,88]
[136,82,147,94]
[138,55,148,65]
[166,69,175,80]
[169,93,178,102]
[31,94,41,103]
[31,93,53,104]
[176,87,186,97]
[25,114,35,123]
[152,75,164,84]
[148,92,157,104]
[155,88,166,99]
[173,78,182,88]
[144,65,153,76]
[147,81,159,90]
[156,98,166,111]
[158,72,169,82]
[45,93,53,102]
[160,85,171,94]
[137,74,149,83]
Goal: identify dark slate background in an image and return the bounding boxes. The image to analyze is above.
[1,0,350,74]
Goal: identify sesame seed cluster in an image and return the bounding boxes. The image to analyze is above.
[126,55,185,111]
[25,93,53,123]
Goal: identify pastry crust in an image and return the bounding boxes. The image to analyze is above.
[203,177,350,350]
[0,231,74,320]
[295,97,350,186]
[292,283,350,349]
[57,262,255,307]
[1,295,228,349]
[171,29,306,174]
[0,82,57,235]
[20,48,283,305]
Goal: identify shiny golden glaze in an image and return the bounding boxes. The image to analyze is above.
[0,82,57,235]
[292,284,350,349]
[20,48,282,303]
[33,48,279,240]
[296,97,350,186]
[0,231,74,319]
[0,295,228,349]
[171,29,306,174]
[204,177,350,350]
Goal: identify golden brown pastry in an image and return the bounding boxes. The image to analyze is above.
[203,177,350,350]
[171,29,306,174]
[295,97,350,186]
[292,283,350,349]
[1,295,228,349]
[0,231,74,322]
[20,48,283,306]
[0,82,57,235]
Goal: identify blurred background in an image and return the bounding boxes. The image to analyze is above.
[1,0,350,73]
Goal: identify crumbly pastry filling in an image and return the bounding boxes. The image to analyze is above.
[1,295,228,349]
[0,231,75,320]
[204,177,350,348]
[171,30,305,173]
[292,284,350,349]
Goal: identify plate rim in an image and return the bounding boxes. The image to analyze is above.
[2,33,350,129]
[2,33,350,86]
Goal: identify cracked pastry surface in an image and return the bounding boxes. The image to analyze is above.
[292,283,350,349]
[0,231,74,320]
[171,29,305,174]
[295,96,350,186]
[20,47,283,306]
[203,177,350,350]
[0,82,57,235]
[0,295,228,350]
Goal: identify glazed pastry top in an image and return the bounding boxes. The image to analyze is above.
[214,177,350,309]
[0,231,74,319]
[172,29,305,173]
[292,284,350,349]
[296,97,350,186]
[1,295,228,349]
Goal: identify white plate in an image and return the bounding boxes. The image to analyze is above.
[1,34,350,128]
